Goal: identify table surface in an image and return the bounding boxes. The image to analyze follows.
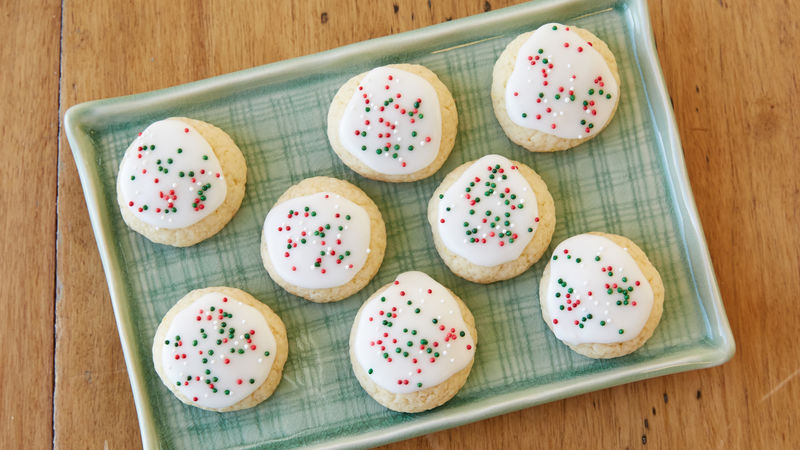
[2,0,798,448]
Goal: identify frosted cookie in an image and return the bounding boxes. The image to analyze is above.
[261,176,386,303]
[539,232,664,358]
[349,271,477,413]
[152,287,288,412]
[491,23,621,152]
[116,117,246,246]
[327,64,458,182]
[427,154,556,284]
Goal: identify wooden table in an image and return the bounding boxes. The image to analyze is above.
[3,0,798,447]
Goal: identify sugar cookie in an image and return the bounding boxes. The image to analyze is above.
[116,117,246,246]
[152,287,288,412]
[492,23,621,152]
[327,64,457,182]
[349,271,477,412]
[539,232,664,358]
[428,154,555,283]
[261,176,386,303]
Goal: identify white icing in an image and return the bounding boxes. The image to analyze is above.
[505,23,618,139]
[118,119,227,229]
[544,234,654,345]
[264,192,371,289]
[353,271,475,394]
[436,155,539,267]
[338,66,443,175]
[160,292,276,409]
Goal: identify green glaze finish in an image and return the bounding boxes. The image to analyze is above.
[64,0,734,448]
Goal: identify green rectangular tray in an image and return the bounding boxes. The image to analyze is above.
[64,0,734,448]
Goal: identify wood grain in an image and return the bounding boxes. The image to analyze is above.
[0,1,60,448]
[41,0,800,448]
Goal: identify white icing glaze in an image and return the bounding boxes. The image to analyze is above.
[338,66,443,175]
[436,155,540,267]
[504,23,618,139]
[353,271,475,394]
[160,292,276,409]
[544,234,654,345]
[264,192,371,289]
[118,119,227,229]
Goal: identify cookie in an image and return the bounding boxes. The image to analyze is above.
[152,286,288,412]
[491,23,621,152]
[261,176,386,303]
[427,154,556,283]
[327,64,458,182]
[349,271,477,413]
[116,117,246,246]
[539,232,664,358]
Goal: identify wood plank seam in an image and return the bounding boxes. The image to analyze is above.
[52,0,65,447]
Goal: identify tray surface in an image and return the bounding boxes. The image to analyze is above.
[64,0,734,448]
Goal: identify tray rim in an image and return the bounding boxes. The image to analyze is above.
[63,0,735,448]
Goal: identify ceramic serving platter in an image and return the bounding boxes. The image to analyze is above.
[64,0,734,447]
